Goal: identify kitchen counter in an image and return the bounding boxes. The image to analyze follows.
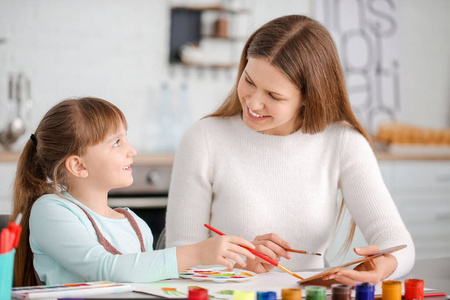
[0,151,176,164]
[374,151,450,161]
[2,151,450,164]
[0,151,21,162]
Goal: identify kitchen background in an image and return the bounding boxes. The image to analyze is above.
[0,0,449,264]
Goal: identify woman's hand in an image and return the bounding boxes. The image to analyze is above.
[176,236,256,271]
[322,245,398,285]
[244,233,292,273]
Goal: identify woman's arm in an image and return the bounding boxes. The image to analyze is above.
[166,122,214,247]
[334,127,415,284]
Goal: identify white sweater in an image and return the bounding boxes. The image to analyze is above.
[166,115,414,279]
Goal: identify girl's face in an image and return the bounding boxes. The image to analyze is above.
[81,123,137,192]
[237,57,303,136]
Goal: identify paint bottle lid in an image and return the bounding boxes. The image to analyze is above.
[382,281,402,300]
[235,290,256,300]
[306,286,326,300]
[257,291,277,300]
[404,279,425,300]
[282,289,302,300]
[332,284,352,300]
[188,288,208,300]
[356,283,375,300]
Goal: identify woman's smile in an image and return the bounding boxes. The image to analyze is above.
[247,107,269,120]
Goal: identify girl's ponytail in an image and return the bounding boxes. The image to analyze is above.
[11,138,49,287]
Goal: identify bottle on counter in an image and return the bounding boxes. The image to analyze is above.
[155,82,174,153]
[172,82,192,149]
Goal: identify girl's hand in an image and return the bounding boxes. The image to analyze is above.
[244,233,292,273]
[176,236,256,271]
[322,245,398,285]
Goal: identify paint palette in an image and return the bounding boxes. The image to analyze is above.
[298,244,407,284]
[179,268,257,283]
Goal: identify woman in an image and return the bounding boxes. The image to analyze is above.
[166,15,414,285]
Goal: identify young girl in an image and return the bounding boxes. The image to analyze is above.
[166,15,415,285]
[10,97,255,287]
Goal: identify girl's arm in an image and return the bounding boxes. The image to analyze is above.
[30,197,179,283]
[176,235,256,271]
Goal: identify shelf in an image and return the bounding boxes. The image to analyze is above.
[169,5,249,67]
[201,35,244,41]
[173,61,238,69]
[171,5,250,14]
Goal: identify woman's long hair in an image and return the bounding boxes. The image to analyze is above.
[10,97,127,287]
[207,15,372,257]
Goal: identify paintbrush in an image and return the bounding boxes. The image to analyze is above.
[286,249,322,256]
[204,224,304,280]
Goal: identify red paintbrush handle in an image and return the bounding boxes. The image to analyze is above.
[204,224,279,267]
[244,247,279,266]
[204,224,225,236]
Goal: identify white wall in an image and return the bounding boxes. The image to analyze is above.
[0,0,449,154]
[0,0,310,153]
[400,0,450,128]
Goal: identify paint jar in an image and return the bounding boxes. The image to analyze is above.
[257,291,277,300]
[382,281,402,300]
[404,279,425,300]
[235,290,256,300]
[356,283,375,300]
[306,286,326,300]
[332,284,352,300]
[188,288,208,300]
[282,288,302,300]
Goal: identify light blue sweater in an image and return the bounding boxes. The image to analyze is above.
[29,192,178,285]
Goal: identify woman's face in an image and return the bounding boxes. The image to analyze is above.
[237,57,302,135]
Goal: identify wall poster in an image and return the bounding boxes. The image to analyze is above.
[315,0,401,133]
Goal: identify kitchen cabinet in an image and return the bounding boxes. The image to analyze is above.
[326,160,450,265]
[169,5,250,68]
[0,162,16,214]
[380,160,450,259]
